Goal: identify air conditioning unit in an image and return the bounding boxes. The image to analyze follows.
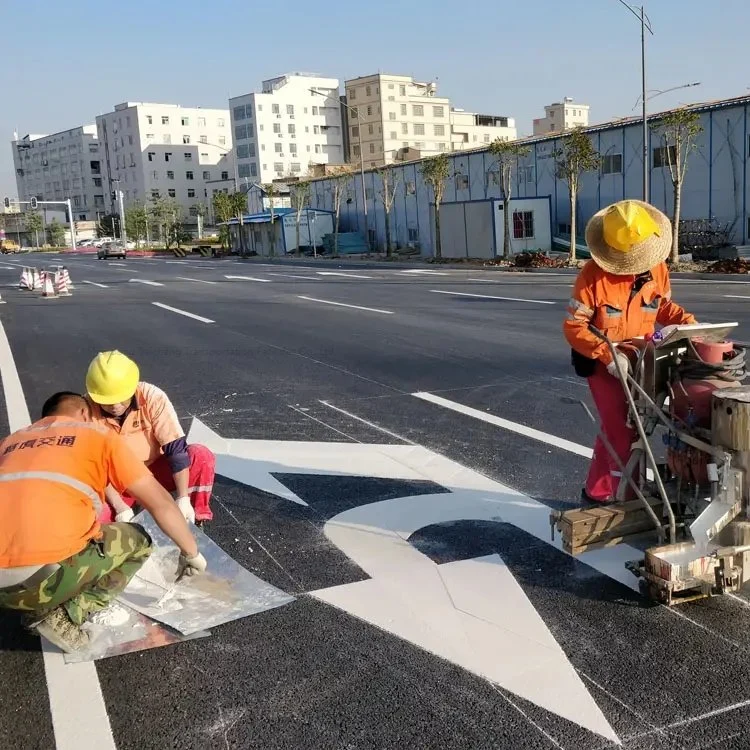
[291,134,296,139]
[290,115,295,119]
[276,114,282,119]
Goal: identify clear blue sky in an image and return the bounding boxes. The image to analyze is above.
[2,0,748,199]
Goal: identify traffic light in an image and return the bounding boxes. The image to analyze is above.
[30,196,37,209]
[3,197,9,209]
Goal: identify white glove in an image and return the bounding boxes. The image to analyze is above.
[176,496,195,524]
[177,551,207,579]
[606,352,630,379]
[115,508,135,523]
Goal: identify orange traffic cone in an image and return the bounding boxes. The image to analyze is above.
[62,266,74,290]
[42,271,57,299]
[19,268,31,290]
[32,268,42,291]
[54,270,71,297]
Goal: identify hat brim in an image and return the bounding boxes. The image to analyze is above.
[585,200,672,275]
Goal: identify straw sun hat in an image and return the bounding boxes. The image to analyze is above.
[585,199,672,276]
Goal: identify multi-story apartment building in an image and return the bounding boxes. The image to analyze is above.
[533,98,590,135]
[229,73,345,185]
[11,125,104,221]
[343,74,517,167]
[95,102,233,220]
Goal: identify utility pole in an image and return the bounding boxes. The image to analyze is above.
[117,189,127,243]
[641,5,648,202]
[66,199,78,251]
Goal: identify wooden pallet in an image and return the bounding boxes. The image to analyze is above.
[555,497,664,556]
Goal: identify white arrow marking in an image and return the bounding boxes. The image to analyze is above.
[129,279,163,286]
[186,418,623,742]
[224,275,271,283]
[317,271,374,279]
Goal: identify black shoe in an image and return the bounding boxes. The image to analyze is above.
[580,489,615,507]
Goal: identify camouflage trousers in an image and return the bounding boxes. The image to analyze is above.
[0,523,152,626]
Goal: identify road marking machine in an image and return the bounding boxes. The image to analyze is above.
[551,323,750,605]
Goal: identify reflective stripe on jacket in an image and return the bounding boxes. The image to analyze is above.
[563,260,695,365]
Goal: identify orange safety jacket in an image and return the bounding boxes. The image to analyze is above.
[563,260,695,366]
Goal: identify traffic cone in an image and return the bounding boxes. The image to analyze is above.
[55,270,71,297]
[19,268,31,290]
[62,266,74,290]
[42,271,57,299]
[32,268,42,291]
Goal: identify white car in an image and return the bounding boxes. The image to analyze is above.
[93,237,114,248]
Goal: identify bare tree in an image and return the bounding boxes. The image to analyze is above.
[289,179,311,257]
[650,108,703,262]
[376,167,400,256]
[330,168,353,257]
[261,183,278,256]
[555,128,600,261]
[420,153,450,259]
[487,139,531,258]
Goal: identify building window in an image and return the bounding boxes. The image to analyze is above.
[390,131,397,140]
[519,166,535,183]
[235,124,248,140]
[168,188,176,198]
[389,112,396,121]
[513,210,535,239]
[272,104,280,114]
[237,144,250,159]
[148,152,155,161]
[348,88,356,100]
[221,171,229,180]
[601,153,623,175]
[414,142,424,150]
[367,124,374,135]
[484,134,491,143]
[274,123,282,134]
[187,188,195,198]
[163,134,172,144]
[93,177,102,187]
[402,123,408,134]
[184,152,192,161]
[202,170,210,180]
[238,163,250,178]
[274,162,283,172]
[438,143,447,151]
[167,171,174,179]
[218,117,226,127]
[183,135,191,144]
[161,116,169,125]
[290,162,301,173]
[186,171,194,180]
[399,85,406,96]
[433,124,445,136]
[408,227,419,242]
[365,85,371,96]
[181,117,189,126]
[433,106,445,118]
[198,117,206,127]
[312,106,318,115]
[250,163,257,177]
[287,104,294,115]
[414,123,425,135]
[351,126,359,137]
[290,143,297,155]
[152,170,159,179]
[199,135,208,144]
[128,134,133,145]
[400,104,407,116]
[165,152,172,162]
[455,174,469,190]
[315,144,322,153]
[275,143,283,153]
[219,135,226,145]
[353,145,361,156]
[413,105,424,117]
[653,145,676,168]
[369,143,375,154]
[233,105,246,120]
[288,123,296,134]
[146,115,153,125]
[366,105,373,116]
[146,134,155,141]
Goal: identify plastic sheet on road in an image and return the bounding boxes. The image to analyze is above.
[116,511,295,636]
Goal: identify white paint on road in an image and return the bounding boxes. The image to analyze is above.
[0,321,116,750]
[176,277,217,285]
[297,295,394,315]
[413,392,592,458]
[267,273,321,280]
[129,279,164,286]
[151,302,214,323]
[430,289,556,305]
[107,262,127,266]
[317,271,374,279]
[82,280,109,288]
[400,269,450,276]
[724,295,750,300]
[224,275,271,283]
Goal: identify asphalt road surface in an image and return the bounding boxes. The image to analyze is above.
[3,252,750,750]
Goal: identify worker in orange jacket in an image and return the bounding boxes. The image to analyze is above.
[563,200,695,504]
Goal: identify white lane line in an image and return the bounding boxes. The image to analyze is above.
[467,278,571,286]
[151,302,214,323]
[0,321,116,749]
[317,271,374,279]
[224,275,271,283]
[298,295,394,315]
[129,279,163,286]
[82,280,109,288]
[725,295,750,299]
[110,267,140,273]
[430,289,555,305]
[107,262,126,266]
[400,269,450,276]
[267,273,321,280]
[319,400,417,444]
[0,265,18,270]
[413,391,592,458]
[176,277,217,285]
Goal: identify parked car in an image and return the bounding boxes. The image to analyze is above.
[97,242,127,260]
[0,239,20,254]
[93,237,114,248]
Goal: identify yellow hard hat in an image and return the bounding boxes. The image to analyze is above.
[85,351,139,405]
[602,200,661,253]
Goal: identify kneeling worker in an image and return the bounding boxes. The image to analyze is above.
[0,392,206,653]
[85,351,215,526]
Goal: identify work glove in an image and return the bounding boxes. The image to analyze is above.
[176,496,195,524]
[606,351,631,379]
[177,551,207,579]
[115,508,135,523]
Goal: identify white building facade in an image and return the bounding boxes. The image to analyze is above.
[95,102,233,221]
[343,74,516,167]
[533,98,590,135]
[11,126,103,221]
[229,74,345,185]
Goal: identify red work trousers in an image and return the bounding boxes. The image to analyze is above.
[585,364,636,502]
[98,443,216,524]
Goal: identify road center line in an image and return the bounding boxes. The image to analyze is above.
[81,280,109,288]
[176,277,217,285]
[151,302,214,323]
[224,275,271,283]
[297,295,394,315]
[129,279,163,286]
[412,391,592,458]
[0,321,116,749]
[430,289,555,305]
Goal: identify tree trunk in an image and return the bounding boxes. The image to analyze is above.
[503,197,511,259]
[269,206,275,257]
[434,202,442,259]
[671,178,681,264]
[569,182,577,262]
[385,209,392,257]
[334,209,340,256]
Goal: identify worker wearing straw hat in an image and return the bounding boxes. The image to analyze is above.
[563,200,696,504]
